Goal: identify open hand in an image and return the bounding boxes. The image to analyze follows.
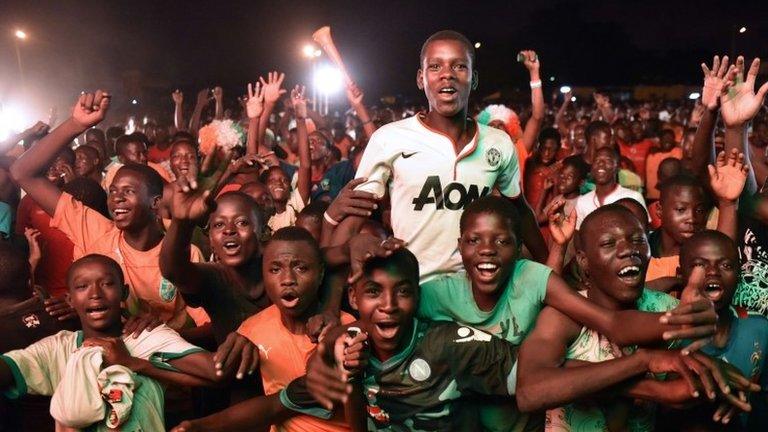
[326,177,378,223]
[122,312,163,339]
[708,149,749,203]
[245,82,265,119]
[720,56,768,127]
[259,71,286,104]
[660,267,716,353]
[348,234,406,284]
[44,296,77,321]
[72,90,111,129]
[700,55,730,110]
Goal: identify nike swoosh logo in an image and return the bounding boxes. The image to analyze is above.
[401,152,418,159]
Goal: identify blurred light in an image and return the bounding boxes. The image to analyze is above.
[314,66,343,95]
[126,117,136,134]
[560,85,571,94]
[0,104,30,141]
[571,96,576,102]
[474,42,481,49]
[314,49,322,57]
[142,116,149,125]
[689,92,701,100]
[303,44,316,58]
[739,26,747,34]
[549,76,555,82]
[14,30,27,40]
[131,99,138,105]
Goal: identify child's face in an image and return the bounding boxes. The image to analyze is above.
[266,169,291,203]
[108,171,158,231]
[308,132,329,163]
[557,164,582,195]
[209,197,261,268]
[74,146,100,177]
[263,240,323,319]
[539,138,560,165]
[579,211,650,306]
[590,149,618,186]
[240,182,276,219]
[350,266,418,361]
[459,212,518,297]
[296,215,322,242]
[681,238,738,310]
[46,155,73,185]
[170,142,198,179]
[67,260,125,334]
[120,142,148,165]
[417,39,473,118]
[659,185,707,245]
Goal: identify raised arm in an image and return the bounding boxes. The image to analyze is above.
[1,121,49,156]
[10,91,110,215]
[520,50,544,153]
[593,93,616,124]
[189,88,211,134]
[346,82,376,140]
[291,85,312,204]
[709,149,749,240]
[545,202,576,274]
[555,91,572,137]
[258,72,287,154]
[172,90,185,131]
[244,82,265,155]
[686,56,729,180]
[213,86,224,120]
[509,194,549,263]
[719,56,767,195]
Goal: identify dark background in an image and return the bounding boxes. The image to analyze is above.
[0,0,765,122]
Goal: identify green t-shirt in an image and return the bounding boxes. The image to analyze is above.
[546,289,679,432]
[419,259,551,345]
[418,259,551,432]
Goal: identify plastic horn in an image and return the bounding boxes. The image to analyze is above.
[312,26,354,86]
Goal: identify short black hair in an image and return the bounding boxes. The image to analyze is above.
[420,30,475,66]
[0,240,31,296]
[460,195,521,242]
[63,177,109,218]
[561,155,589,180]
[659,173,707,204]
[539,127,562,146]
[593,145,620,162]
[215,191,263,235]
[114,163,165,197]
[115,134,146,156]
[577,204,640,251]
[614,198,648,228]
[85,128,106,143]
[680,230,739,269]
[259,165,288,184]
[585,120,611,143]
[106,126,125,141]
[362,248,420,287]
[171,131,196,144]
[67,254,125,287]
[268,226,321,261]
[298,200,330,221]
[55,147,76,166]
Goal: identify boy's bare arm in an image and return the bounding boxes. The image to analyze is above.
[170,393,291,432]
[10,91,110,216]
[292,85,312,204]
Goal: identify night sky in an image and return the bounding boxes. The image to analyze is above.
[0,0,765,122]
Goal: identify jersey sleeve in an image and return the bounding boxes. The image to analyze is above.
[353,128,394,198]
[431,323,519,397]
[495,137,522,198]
[2,332,70,398]
[417,278,448,321]
[518,260,552,308]
[50,192,114,250]
[131,324,205,371]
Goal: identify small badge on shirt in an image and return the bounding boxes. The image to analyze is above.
[485,147,501,167]
[159,277,177,302]
[22,313,40,328]
[408,358,431,382]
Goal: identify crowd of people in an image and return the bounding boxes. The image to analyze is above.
[0,29,767,431]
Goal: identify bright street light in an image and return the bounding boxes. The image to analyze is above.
[131,99,138,105]
[14,30,27,40]
[474,42,481,49]
[303,44,315,58]
[560,85,571,94]
[549,76,555,82]
[739,26,747,34]
[689,92,701,100]
[314,66,343,95]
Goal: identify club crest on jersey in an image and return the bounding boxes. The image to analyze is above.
[408,358,431,382]
[485,147,501,167]
[455,326,493,343]
[412,176,490,210]
[159,277,177,302]
[22,314,40,328]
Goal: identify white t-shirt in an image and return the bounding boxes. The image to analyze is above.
[574,184,647,229]
[355,115,521,281]
[268,188,306,231]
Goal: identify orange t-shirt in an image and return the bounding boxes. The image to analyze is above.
[51,192,201,329]
[619,139,654,184]
[238,305,355,432]
[645,147,682,200]
[646,255,679,282]
[103,161,173,190]
[147,145,172,164]
[15,196,76,298]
